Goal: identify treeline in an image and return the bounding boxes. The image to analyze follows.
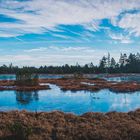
[0,53,140,74]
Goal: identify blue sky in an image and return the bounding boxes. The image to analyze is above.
[0,0,140,66]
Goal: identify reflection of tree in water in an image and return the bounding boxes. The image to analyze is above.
[15,91,39,105]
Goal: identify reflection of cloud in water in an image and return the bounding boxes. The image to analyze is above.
[80,82,95,86]
[110,95,132,111]
[0,84,139,114]
[41,84,90,98]
[106,75,140,83]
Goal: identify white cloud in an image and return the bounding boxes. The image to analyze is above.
[82,21,100,32]
[0,46,110,66]
[0,30,21,37]
[24,46,95,53]
[0,45,136,66]
[117,13,140,36]
[109,32,132,44]
[24,47,47,52]
[1,0,140,37]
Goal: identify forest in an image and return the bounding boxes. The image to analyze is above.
[0,53,140,74]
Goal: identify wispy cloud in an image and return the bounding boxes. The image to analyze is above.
[0,30,21,37]
[0,45,137,66]
[108,32,132,44]
[24,46,95,53]
[23,47,46,53]
[0,0,140,37]
[0,0,140,66]
[117,13,140,36]
[0,46,107,66]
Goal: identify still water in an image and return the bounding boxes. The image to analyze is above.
[0,74,63,80]
[106,75,140,82]
[1,74,140,82]
[0,84,139,115]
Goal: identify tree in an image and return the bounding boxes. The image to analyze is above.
[99,56,107,72]
[15,68,39,86]
[107,53,111,68]
[110,57,116,68]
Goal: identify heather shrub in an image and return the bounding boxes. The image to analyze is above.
[8,120,32,140]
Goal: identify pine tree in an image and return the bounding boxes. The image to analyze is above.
[110,57,116,68]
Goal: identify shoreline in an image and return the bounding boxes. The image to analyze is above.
[0,76,140,139]
[39,78,140,93]
[1,73,140,78]
[0,77,140,92]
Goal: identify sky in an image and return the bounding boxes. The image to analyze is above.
[0,0,140,66]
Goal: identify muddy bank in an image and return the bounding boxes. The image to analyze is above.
[0,80,50,91]
[0,85,50,91]
[104,73,140,78]
[0,109,139,140]
[40,78,140,92]
[0,78,140,92]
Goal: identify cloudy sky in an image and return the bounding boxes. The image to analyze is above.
[0,0,140,66]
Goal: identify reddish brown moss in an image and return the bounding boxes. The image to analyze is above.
[0,109,140,140]
[0,78,140,92]
[39,78,140,92]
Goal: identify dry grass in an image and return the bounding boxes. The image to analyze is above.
[0,109,140,140]
[39,78,140,92]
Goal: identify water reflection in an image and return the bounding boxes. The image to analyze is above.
[107,75,140,83]
[0,74,15,81]
[0,74,64,80]
[15,91,39,105]
[0,84,139,114]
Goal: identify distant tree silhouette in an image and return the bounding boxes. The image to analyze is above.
[0,52,140,74]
